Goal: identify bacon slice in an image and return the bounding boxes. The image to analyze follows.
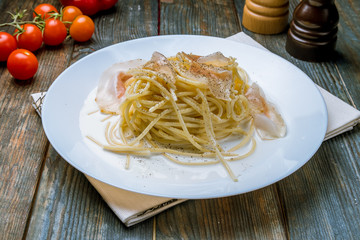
[143,51,176,84]
[197,51,231,67]
[95,59,146,114]
[245,83,286,139]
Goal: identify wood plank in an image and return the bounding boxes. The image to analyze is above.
[234,0,360,239]
[69,0,158,65]
[157,186,287,239]
[277,137,360,239]
[160,0,241,37]
[25,0,159,238]
[332,0,360,106]
[0,0,74,239]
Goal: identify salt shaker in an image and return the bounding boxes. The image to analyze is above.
[242,0,289,34]
[285,0,339,61]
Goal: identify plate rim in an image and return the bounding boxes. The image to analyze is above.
[42,34,328,199]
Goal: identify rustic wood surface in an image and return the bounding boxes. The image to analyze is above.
[0,0,359,239]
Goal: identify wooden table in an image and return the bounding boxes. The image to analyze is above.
[1,0,359,239]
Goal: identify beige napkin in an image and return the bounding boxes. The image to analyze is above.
[85,176,186,226]
[31,32,360,227]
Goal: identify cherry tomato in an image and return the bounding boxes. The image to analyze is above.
[43,19,67,46]
[33,3,59,19]
[60,0,100,16]
[7,49,38,80]
[62,6,83,28]
[100,0,118,10]
[14,24,43,52]
[0,32,17,62]
[69,15,95,42]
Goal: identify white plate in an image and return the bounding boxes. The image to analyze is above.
[42,35,327,199]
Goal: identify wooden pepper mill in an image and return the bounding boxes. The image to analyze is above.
[286,0,339,61]
[242,0,289,34]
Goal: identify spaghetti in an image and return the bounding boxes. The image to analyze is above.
[92,51,262,181]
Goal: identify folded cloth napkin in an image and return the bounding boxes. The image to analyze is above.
[31,32,360,227]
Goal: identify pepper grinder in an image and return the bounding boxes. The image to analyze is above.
[242,0,289,34]
[286,0,339,61]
